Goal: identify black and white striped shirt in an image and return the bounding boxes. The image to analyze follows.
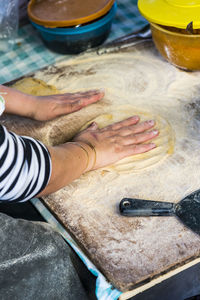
[0,125,51,202]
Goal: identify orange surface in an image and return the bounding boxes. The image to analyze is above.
[151,23,200,71]
[28,0,114,28]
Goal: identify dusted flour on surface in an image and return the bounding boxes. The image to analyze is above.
[3,42,200,291]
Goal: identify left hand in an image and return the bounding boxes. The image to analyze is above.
[31,89,105,121]
[73,117,158,171]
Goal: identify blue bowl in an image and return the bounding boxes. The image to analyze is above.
[31,2,117,54]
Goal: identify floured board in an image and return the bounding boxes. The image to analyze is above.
[3,42,200,292]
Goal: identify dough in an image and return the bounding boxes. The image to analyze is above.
[11,79,174,173]
[81,105,175,173]
[12,77,60,96]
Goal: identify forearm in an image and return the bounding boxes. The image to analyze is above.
[0,123,95,202]
[37,142,94,197]
[0,125,51,202]
[0,84,36,118]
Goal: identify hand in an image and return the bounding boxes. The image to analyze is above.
[73,116,159,171]
[31,89,105,121]
[38,115,159,197]
[1,84,104,121]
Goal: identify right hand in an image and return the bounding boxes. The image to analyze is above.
[73,115,159,171]
[31,89,105,121]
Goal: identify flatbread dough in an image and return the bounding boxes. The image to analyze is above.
[81,105,175,173]
[12,77,60,96]
[11,78,175,173]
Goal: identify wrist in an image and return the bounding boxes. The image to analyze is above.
[1,85,37,119]
[40,142,93,195]
[68,141,96,172]
[15,93,40,120]
[25,95,41,120]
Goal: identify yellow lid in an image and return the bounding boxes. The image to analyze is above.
[138,0,200,29]
[28,0,114,28]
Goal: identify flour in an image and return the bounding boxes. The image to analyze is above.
[10,42,200,291]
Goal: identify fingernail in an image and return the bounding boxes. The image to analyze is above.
[99,88,105,93]
[90,122,98,128]
[152,130,158,135]
[147,120,155,126]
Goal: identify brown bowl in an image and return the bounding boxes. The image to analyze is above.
[150,22,200,71]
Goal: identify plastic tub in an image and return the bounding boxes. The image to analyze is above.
[30,2,117,54]
[28,0,114,28]
[150,22,200,71]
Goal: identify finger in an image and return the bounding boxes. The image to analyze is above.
[101,116,139,133]
[121,129,159,145]
[118,120,156,136]
[66,91,105,113]
[106,116,140,131]
[64,89,105,100]
[126,143,156,155]
[77,89,105,97]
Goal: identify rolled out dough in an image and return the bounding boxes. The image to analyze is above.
[81,105,175,173]
[12,77,60,96]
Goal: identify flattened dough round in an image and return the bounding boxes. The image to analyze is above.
[81,105,175,173]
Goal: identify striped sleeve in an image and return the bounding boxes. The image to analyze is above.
[0,125,52,202]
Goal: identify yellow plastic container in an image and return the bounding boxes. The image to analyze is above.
[138,0,200,70]
[138,0,200,29]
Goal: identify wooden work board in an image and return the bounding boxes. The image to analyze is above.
[3,42,200,294]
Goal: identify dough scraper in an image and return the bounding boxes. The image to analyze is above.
[119,190,200,234]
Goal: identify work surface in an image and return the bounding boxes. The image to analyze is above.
[3,42,200,292]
